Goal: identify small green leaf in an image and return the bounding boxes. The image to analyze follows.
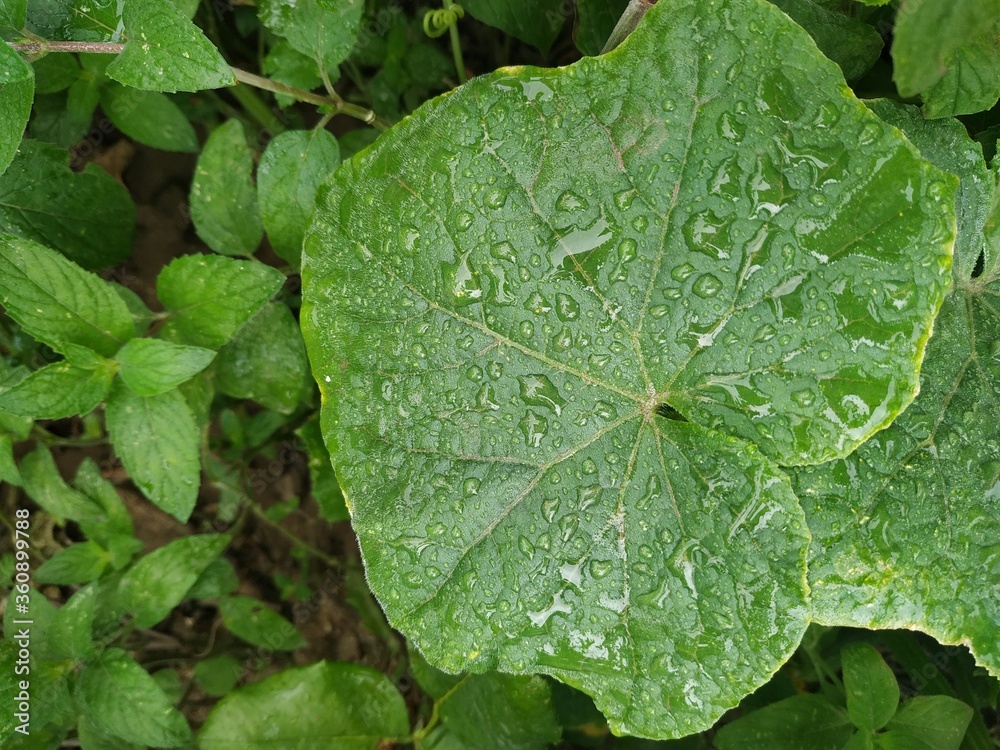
[842,642,900,731]
[186,556,240,599]
[190,119,263,257]
[462,0,567,52]
[194,654,242,697]
[0,140,136,270]
[261,40,323,108]
[411,653,562,750]
[215,302,309,414]
[100,84,199,152]
[157,254,285,348]
[105,381,201,521]
[0,43,32,176]
[892,0,1000,97]
[0,0,27,29]
[218,595,307,651]
[151,669,184,706]
[768,0,883,80]
[76,648,193,748]
[714,695,855,750]
[106,0,235,92]
[31,53,79,94]
[875,696,974,750]
[35,542,109,585]
[199,661,409,750]
[257,0,364,72]
[48,583,98,661]
[112,282,156,338]
[921,30,1000,119]
[575,0,629,56]
[19,446,108,525]
[73,458,143,569]
[843,732,874,750]
[118,534,230,628]
[258,128,340,266]
[0,435,19,486]
[0,235,133,356]
[0,357,114,419]
[116,338,215,397]
[297,416,348,522]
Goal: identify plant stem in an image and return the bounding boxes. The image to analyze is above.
[601,0,657,54]
[444,0,467,84]
[5,41,389,130]
[248,501,343,569]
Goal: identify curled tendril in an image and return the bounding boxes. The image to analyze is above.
[423,4,465,38]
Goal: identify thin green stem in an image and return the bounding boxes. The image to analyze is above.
[4,41,389,130]
[444,0,467,84]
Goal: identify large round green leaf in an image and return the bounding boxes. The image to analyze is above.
[302,0,954,738]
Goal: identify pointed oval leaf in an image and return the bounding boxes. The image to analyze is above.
[116,338,215,397]
[0,235,134,357]
[190,120,263,257]
[303,0,955,738]
[258,128,341,267]
[105,381,201,521]
[76,648,192,748]
[0,42,33,176]
[793,100,1000,685]
[156,254,286,349]
[198,661,409,750]
[217,595,306,651]
[0,358,114,419]
[257,0,364,72]
[106,0,235,92]
[0,140,135,269]
[842,642,899,731]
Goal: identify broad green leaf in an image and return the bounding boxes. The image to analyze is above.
[105,381,201,521]
[302,0,954,737]
[117,534,230,627]
[891,0,1000,98]
[35,542,108,585]
[714,694,855,750]
[0,140,135,269]
[462,0,567,53]
[844,732,874,750]
[48,584,98,661]
[106,0,235,92]
[768,0,883,81]
[297,416,349,522]
[842,642,899,731]
[258,129,341,266]
[19,446,108,526]
[0,44,33,175]
[115,338,215,396]
[0,357,115,419]
[76,648,192,748]
[875,696,973,750]
[25,0,122,42]
[100,84,199,152]
[0,0,26,29]
[411,653,562,750]
[0,235,133,355]
[218,595,306,650]
[157,254,285,349]
[199,661,409,750]
[257,0,364,72]
[575,0,629,56]
[190,120,263,257]
[792,100,1000,684]
[215,302,310,414]
[194,654,242,697]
